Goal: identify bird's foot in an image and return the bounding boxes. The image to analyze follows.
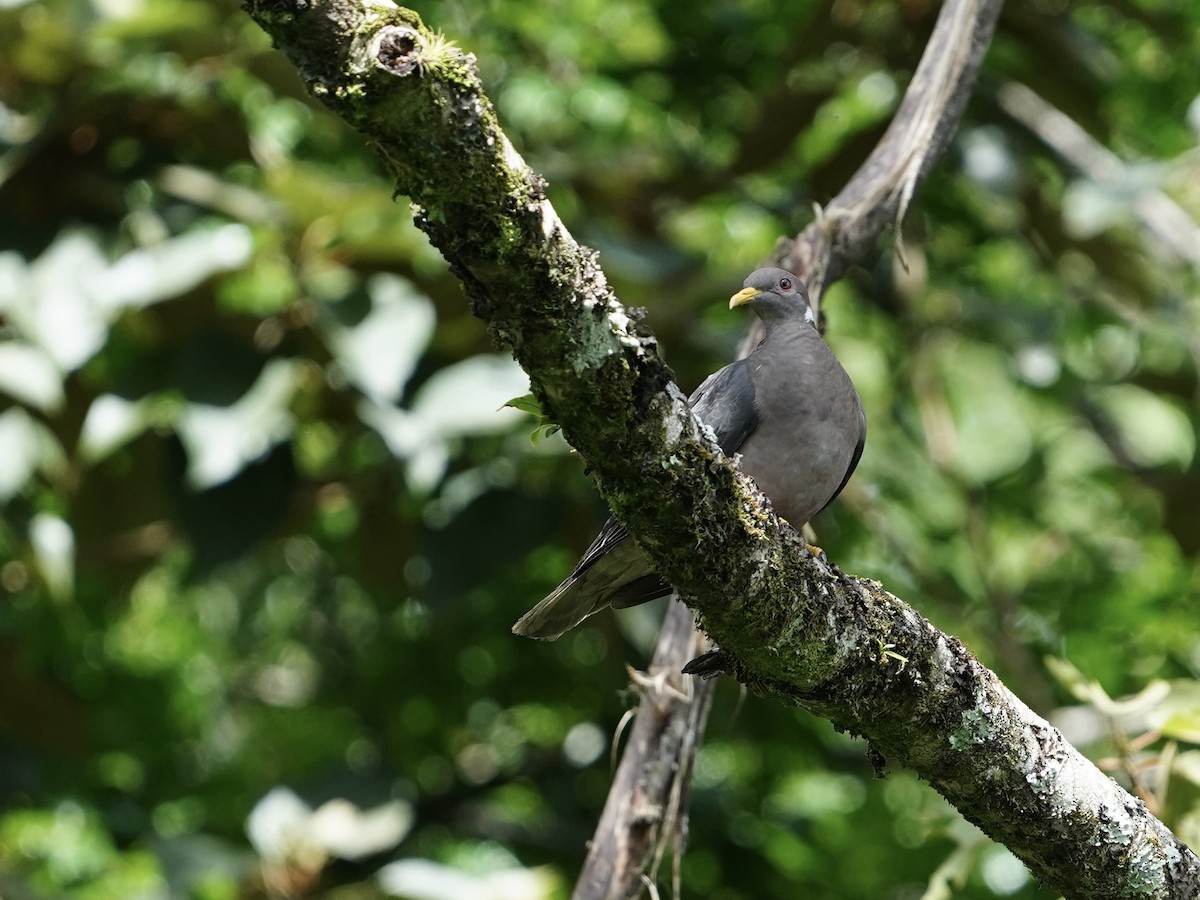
[682,649,729,678]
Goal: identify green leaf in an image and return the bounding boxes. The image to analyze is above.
[502,391,561,445]
[501,393,543,416]
[1092,384,1195,470]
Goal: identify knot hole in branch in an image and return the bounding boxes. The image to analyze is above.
[376,26,422,77]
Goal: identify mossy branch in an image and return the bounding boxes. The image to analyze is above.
[245,2,1200,896]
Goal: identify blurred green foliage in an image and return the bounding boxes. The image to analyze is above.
[2,0,1200,897]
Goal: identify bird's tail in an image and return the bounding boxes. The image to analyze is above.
[511,576,597,640]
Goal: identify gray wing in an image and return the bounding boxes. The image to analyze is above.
[688,358,760,455]
[583,359,761,572]
[815,403,866,517]
[511,360,761,639]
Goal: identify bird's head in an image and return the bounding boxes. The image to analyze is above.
[728,267,815,327]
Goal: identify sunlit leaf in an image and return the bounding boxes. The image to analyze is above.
[307,798,412,860]
[323,273,435,404]
[29,512,74,601]
[78,394,152,463]
[245,787,312,860]
[1145,681,1200,744]
[96,223,254,311]
[410,356,529,437]
[8,231,110,371]
[0,226,253,374]
[246,788,412,862]
[1092,383,1195,469]
[362,355,529,491]
[0,407,66,500]
[376,858,556,900]
[0,341,64,411]
[176,358,301,489]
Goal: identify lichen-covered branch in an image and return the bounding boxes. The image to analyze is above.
[244,2,1200,896]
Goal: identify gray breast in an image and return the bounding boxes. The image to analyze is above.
[737,326,864,526]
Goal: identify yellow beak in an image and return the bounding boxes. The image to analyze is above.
[729,287,759,309]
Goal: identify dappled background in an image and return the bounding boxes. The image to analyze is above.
[3,0,1200,897]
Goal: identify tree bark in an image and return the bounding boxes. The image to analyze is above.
[244,2,1200,897]
[572,599,710,900]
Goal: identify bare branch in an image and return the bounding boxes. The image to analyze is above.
[244,3,1200,897]
[782,0,1004,314]
[572,601,710,900]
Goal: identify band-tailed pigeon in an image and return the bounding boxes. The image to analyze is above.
[513,267,866,640]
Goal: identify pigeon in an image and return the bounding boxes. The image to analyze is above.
[513,267,866,640]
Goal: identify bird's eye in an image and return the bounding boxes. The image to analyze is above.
[778,277,793,291]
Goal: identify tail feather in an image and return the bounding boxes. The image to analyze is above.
[511,577,601,640]
[511,535,668,640]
